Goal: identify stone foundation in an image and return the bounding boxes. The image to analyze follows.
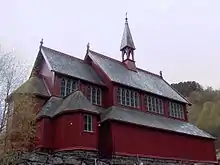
[0,150,218,165]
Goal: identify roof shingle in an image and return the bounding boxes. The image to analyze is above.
[54,90,99,116]
[36,96,62,118]
[37,90,100,119]
[88,50,188,103]
[120,19,135,50]
[41,46,104,85]
[101,106,214,139]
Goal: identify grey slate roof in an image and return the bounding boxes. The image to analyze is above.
[54,90,100,116]
[36,96,62,118]
[13,76,49,97]
[37,90,100,119]
[41,46,104,85]
[39,45,187,104]
[88,50,188,104]
[120,18,135,50]
[101,106,214,139]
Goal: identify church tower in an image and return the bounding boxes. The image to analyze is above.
[120,14,136,71]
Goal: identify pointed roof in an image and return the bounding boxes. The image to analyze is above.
[120,17,135,51]
[36,90,100,119]
[53,90,100,116]
[36,96,62,119]
[40,46,104,86]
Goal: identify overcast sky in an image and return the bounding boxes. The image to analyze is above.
[1,0,220,89]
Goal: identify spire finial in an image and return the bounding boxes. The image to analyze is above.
[86,42,90,55]
[87,42,90,50]
[125,12,128,22]
[160,70,163,78]
[40,38,43,48]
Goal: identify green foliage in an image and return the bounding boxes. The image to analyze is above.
[174,81,220,151]
[171,81,203,97]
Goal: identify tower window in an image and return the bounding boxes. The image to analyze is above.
[60,77,78,97]
[84,114,92,132]
[144,95,164,115]
[87,85,102,105]
[116,87,139,108]
[168,102,184,119]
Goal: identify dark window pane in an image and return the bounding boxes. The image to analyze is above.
[66,79,71,95]
[92,87,96,103]
[116,88,121,104]
[87,86,91,101]
[84,115,88,131]
[122,89,125,105]
[71,80,77,91]
[60,79,66,97]
[83,115,92,132]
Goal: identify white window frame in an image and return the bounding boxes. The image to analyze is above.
[168,102,185,119]
[116,87,139,108]
[83,114,93,132]
[87,86,102,105]
[60,77,78,97]
[144,95,164,114]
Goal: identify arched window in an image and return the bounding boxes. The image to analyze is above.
[60,77,78,97]
[168,102,184,119]
[86,85,102,105]
[144,95,164,115]
[116,87,139,108]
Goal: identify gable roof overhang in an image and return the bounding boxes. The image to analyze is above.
[87,50,190,104]
[100,106,215,140]
[36,90,101,120]
[40,46,105,87]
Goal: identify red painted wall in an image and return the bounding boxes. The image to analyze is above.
[110,121,216,162]
[36,118,53,149]
[99,121,113,157]
[53,112,98,150]
[85,56,114,108]
[39,56,54,94]
[53,73,61,97]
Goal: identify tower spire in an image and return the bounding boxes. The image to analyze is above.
[120,14,136,71]
[120,13,135,61]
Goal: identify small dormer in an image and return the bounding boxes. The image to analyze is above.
[120,14,136,71]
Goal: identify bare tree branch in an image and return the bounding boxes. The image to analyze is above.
[0,48,30,132]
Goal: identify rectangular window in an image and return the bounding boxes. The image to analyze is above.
[144,95,164,114]
[87,86,102,105]
[168,102,184,119]
[116,87,139,108]
[60,77,78,97]
[84,114,92,132]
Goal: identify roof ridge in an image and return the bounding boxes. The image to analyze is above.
[136,68,161,78]
[42,46,84,63]
[89,49,161,78]
[89,49,122,64]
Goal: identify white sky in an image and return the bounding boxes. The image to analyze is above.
[1,0,220,89]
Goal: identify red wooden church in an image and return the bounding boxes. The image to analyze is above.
[12,17,217,163]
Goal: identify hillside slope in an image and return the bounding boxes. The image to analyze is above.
[171,82,220,150]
